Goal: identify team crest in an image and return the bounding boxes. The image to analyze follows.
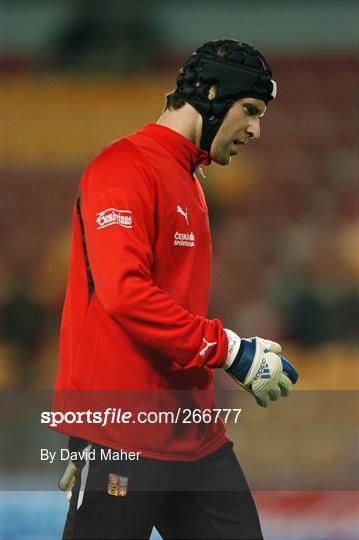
[108,473,129,496]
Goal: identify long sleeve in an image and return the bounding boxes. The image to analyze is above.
[81,140,228,370]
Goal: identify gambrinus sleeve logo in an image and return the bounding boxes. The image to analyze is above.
[96,209,133,230]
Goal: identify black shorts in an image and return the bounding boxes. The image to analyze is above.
[62,438,263,540]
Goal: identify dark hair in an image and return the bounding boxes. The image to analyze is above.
[164,89,186,112]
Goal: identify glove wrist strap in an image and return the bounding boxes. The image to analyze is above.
[223,329,241,369]
[229,338,257,383]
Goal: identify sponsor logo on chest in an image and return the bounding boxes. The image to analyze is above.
[174,231,196,247]
[174,204,196,247]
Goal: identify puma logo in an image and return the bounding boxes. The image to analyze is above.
[199,338,217,357]
[176,205,189,226]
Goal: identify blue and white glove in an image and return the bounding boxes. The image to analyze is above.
[223,329,298,407]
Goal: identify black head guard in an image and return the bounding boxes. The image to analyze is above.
[175,39,277,152]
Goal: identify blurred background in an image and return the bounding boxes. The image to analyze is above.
[1,1,358,539]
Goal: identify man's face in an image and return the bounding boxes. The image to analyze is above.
[210,97,267,165]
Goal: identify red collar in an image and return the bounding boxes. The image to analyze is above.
[140,123,210,173]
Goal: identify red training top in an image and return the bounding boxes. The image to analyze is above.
[53,123,230,460]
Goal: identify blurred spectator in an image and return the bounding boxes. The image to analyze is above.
[53,0,163,73]
[1,275,46,388]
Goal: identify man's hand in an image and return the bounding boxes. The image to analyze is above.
[223,330,298,407]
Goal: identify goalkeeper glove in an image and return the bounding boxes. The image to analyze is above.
[58,460,77,501]
[223,330,298,407]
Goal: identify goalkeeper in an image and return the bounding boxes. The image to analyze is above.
[55,39,298,540]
